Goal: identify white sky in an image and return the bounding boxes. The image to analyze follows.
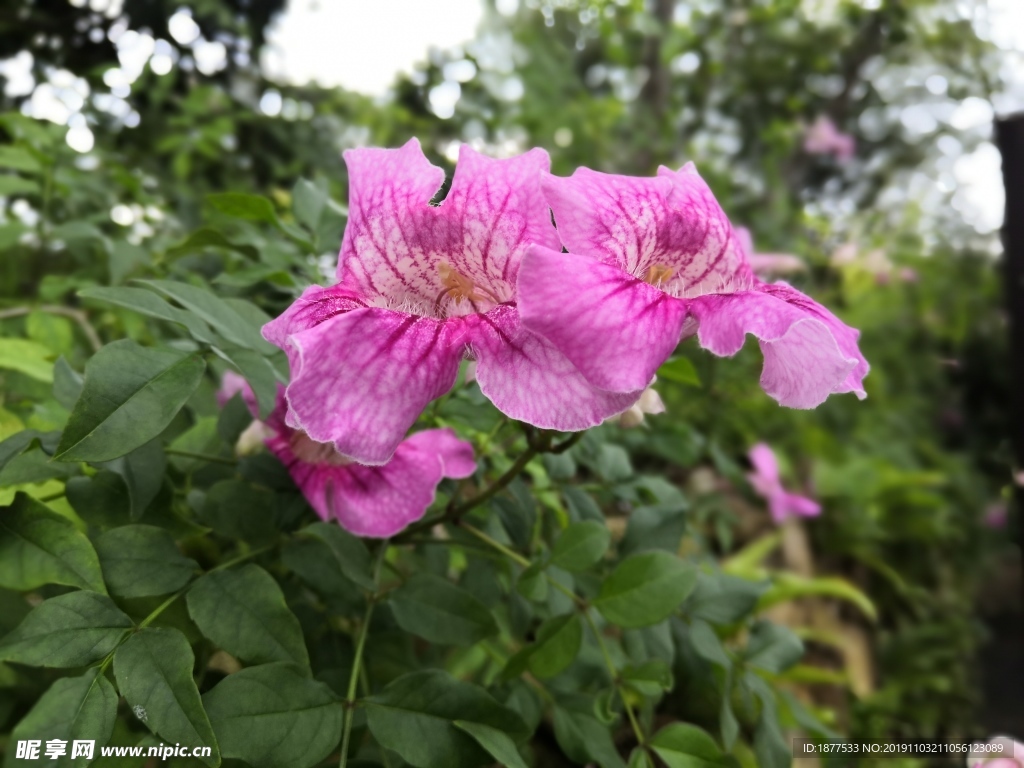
[262,0,484,95]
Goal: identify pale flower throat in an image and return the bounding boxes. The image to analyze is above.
[290,431,353,466]
[435,262,501,312]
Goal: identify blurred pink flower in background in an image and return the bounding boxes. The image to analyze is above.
[967,736,1023,768]
[984,502,1008,529]
[804,115,856,163]
[736,228,807,278]
[215,374,476,538]
[747,442,821,524]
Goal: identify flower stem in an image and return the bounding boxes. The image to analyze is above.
[340,542,388,768]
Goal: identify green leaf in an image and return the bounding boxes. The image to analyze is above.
[552,697,625,768]
[0,493,106,593]
[99,438,166,521]
[54,340,206,462]
[622,659,674,697]
[757,573,877,621]
[744,621,804,673]
[26,311,73,354]
[292,178,327,231]
[596,444,632,482]
[300,522,374,589]
[389,572,498,646]
[166,227,259,259]
[563,486,605,522]
[0,146,41,173]
[628,747,655,768]
[207,192,279,223]
[657,356,701,386]
[53,356,84,409]
[203,662,341,768]
[0,175,37,196]
[187,564,311,673]
[686,571,769,625]
[551,521,610,572]
[94,525,197,598]
[65,471,131,529]
[139,280,275,355]
[113,628,220,766]
[649,722,734,768]
[199,479,279,543]
[108,240,149,284]
[527,613,583,679]
[453,721,529,768]
[79,286,219,345]
[515,561,548,602]
[0,591,132,667]
[595,551,697,629]
[0,338,54,382]
[365,670,527,768]
[6,668,117,767]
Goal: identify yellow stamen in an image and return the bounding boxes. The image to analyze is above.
[437,262,501,305]
[645,264,675,285]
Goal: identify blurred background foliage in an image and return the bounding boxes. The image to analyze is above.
[0,0,1020,765]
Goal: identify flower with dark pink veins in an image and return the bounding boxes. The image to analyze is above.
[263,139,637,465]
[216,374,475,538]
[747,443,821,524]
[517,163,868,409]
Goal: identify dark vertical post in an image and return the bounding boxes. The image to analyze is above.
[996,114,1024,534]
[994,116,1024,731]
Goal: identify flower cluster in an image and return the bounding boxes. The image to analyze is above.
[256,139,868,535]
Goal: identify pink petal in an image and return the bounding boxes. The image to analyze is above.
[518,245,687,392]
[338,141,556,313]
[441,145,559,294]
[217,370,257,415]
[542,165,747,296]
[689,282,868,408]
[748,443,780,485]
[272,428,475,538]
[468,305,640,431]
[338,138,446,307]
[262,283,368,372]
[780,492,821,520]
[283,307,461,465]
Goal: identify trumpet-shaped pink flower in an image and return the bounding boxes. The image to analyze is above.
[215,375,476,538]
[804,116,856,163]
[263,139,636,465]
[518,164,868,409]
[747,443,821,524]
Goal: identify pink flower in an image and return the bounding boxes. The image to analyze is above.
[517,163,869,409]
[263,139,636,465]
[216,374,476,538]
[804,116,856,163]
[984,503,1008,529]
[968,737,1023,768]
[747,443,821,524]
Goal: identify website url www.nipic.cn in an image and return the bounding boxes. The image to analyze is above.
[14,740,213,761]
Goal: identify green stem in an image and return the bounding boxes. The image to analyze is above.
[36,489,66,503]
[583,611,645,746]
[165,448,237,466]
[340,542,388,768]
